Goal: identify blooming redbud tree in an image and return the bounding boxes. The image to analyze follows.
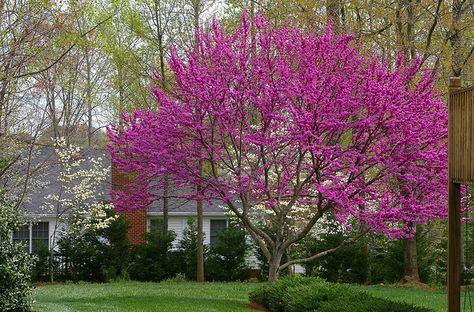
[108,16,448,281]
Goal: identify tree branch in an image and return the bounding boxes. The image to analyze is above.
[279,229,369,270]
[12,11,117,79]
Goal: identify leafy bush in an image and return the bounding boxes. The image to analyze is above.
[56,212,131,282]
[58,230,109,282]
[103,214,131,279]
[249,275,320,312]
[368,223,447,285]
[0,241,35,312]
[294,218,369,284]
[249,276,434,312]
[205,227,251,281]
[0,195,34,312]
[128,230,178,281]
[31,242,51,282]
[284,282,351,312]
[316,293,433,312]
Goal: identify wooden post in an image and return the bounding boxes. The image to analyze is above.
[448,76,462,312]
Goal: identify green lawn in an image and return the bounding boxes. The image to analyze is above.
[33,281,260,312]
[357,285,448,312]
[33,281,457,312]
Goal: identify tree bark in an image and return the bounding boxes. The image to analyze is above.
[401,235,420,283]
[192,0,204,283]
[49,248,55,283]
[153,0,169,233]
[196,192,204,282]
[326,0,341,33]
[268,252,283,282]
[449,0,463,77]
[163,177,169,233]
[393,3,421,284]
[85,44,93,148]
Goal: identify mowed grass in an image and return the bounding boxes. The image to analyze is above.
[356,285,448,312]
[33,280,457,312]
[33,281,261,312]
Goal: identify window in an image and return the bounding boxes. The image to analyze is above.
[149,218,165,233]
[12,224,30,253]
[12,222,49,253]
[210,219,227,246]
[32,222,49,253]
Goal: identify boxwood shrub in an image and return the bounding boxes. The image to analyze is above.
[249,275,324,312]
[249,276,434,312]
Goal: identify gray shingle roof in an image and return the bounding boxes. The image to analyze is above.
[22,147,111,216]
[149,196,227,216]
[23,147,226,216]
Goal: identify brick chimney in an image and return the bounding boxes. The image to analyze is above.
[111,164,147,245]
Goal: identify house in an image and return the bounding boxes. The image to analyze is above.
[111,162,231,246]
[12,147,231,251]
[12,147,311,275]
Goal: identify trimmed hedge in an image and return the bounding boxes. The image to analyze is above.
[249,276,434,312]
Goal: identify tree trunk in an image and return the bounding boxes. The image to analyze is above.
[49,248,55,283]
[393,2,422,285]
[401,236,420,283]
[162,176,169,233]
[196,195,204,282]
[85,44,93,148]
[154,1,169,233]
[326,0,341,33]
[406,0,415,60]
[286,251,294,277]
[192,0,200,38]
[268,252,283,282]
[192,1,204,283]
[358,204,370,284]
[449,0,463,77]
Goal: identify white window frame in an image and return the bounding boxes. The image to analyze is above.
[11,221,49,254]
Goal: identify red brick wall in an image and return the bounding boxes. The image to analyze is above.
[111,164,147,245]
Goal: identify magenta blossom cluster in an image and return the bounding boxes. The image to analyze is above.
[108,15,447,240]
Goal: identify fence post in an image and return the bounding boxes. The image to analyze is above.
[448,76,461,312]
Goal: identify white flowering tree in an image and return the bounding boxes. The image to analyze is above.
[42,138,116,281]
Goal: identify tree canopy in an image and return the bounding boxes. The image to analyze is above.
[108,15,448,281]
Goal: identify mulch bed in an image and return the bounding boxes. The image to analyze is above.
[247,302,270,312]
[32,281,65,286]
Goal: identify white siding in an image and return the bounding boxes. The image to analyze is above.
[203,218,211,245]
[169,217,186,247]
[44,217,67,250]
[148,216,229,247]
